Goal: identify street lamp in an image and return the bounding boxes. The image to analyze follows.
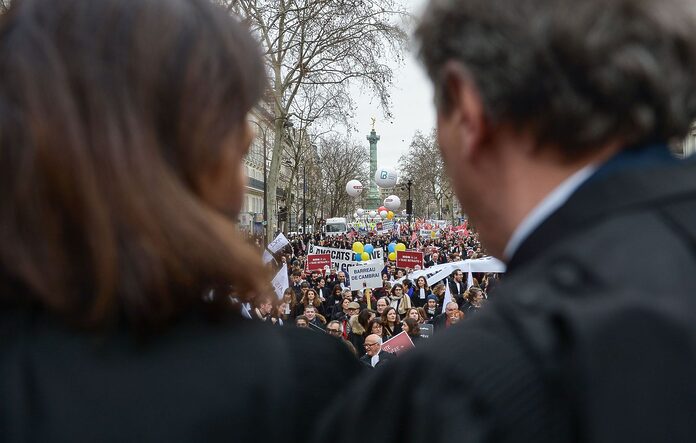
[401,179,413,228]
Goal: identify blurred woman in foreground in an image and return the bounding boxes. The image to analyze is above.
[0,0,359,441]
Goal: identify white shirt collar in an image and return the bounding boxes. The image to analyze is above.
[504,164,597,261]
[370,353,380,367]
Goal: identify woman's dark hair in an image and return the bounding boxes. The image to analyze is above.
[466,287,484,303]
[358,309,375,331]
[403,317,420,337]
[367,318,383,336]
[300,289,321,308]
[0,0,268,329]
[415,276,430,291]
[381,307,400,327]
[390,283,404,297]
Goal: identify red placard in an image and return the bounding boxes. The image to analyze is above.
[381,331,415,356]
[396,250,424,269]
[306,254,332,271]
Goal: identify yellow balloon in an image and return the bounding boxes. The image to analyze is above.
[388,252,397,261]
[387,211,394,220]
[395,243,406,252]
[361,252,370,261]
[430,231,437,238]
[352,242,364,254]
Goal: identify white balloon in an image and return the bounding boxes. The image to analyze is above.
[379,210,388,219]
[356,208,365,217]
[345,179,363,197]
[374,166,398,188]
[368,210,377,218]
[384,195,401,211]
[353,213,358,218]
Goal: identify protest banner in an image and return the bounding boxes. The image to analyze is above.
[382,331,415,356]
[395,257,507,286]
[306,254,332,271]
[396,250,423,269]
[307,245,384,286]
[380,221,394,233]
[347,259,384,290]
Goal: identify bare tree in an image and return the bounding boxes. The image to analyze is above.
[313,134,370,219]
[399,130,457,221]
[221,0,409,240]
[0,0,10,13]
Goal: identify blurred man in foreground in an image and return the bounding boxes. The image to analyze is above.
[314,0,696,441]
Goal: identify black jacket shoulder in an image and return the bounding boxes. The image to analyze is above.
[1,311,362,443]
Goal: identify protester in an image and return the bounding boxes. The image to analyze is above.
[303,305,327,331]
[295,316,309,328]
[380,307,402,339]
[366,318,384,340]
[412,276,432,308]
[430,301,462,333]
[359,335,396,369]
[348,309,375,356]
[314,0,696,441]
[463,287,485,315]
[388,283,412,316]
[327,320,358,357]
[375,297,390,318]
[423,295,441,321]
[402,318,421,346]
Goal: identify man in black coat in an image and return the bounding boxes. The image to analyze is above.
[313,0,696,442]
[447,269,466,306]
[359,334,397,368]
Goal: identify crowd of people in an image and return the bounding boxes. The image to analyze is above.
[246,229,501,363]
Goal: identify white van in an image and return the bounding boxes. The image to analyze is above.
[324,217,348,237]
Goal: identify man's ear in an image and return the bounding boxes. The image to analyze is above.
[440,61,488,159]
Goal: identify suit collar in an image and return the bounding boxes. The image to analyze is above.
[507,147,696,273]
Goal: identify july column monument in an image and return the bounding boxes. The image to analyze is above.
[366,118,381,209]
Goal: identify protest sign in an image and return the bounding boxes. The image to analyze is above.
[271,264,289,300]
[306,254,332,271]
[380,221,394,233]
[262,250,274,264]
[382,331,415,356]
[267,233,290,253]
[396,250,423,269]
[419,323,433,339]
[347,259,384,290]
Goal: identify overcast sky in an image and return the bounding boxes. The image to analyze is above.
[349,0,434,171]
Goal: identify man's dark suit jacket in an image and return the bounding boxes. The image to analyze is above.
[359,350,396,368]
[314,149,696,442]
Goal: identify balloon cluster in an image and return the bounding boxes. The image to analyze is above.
[387,242,406,261]
[352,242,375,262]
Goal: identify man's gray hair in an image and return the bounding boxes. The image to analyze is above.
[416,0,696,156]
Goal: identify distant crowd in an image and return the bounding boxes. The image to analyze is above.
[245,229,501,364]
